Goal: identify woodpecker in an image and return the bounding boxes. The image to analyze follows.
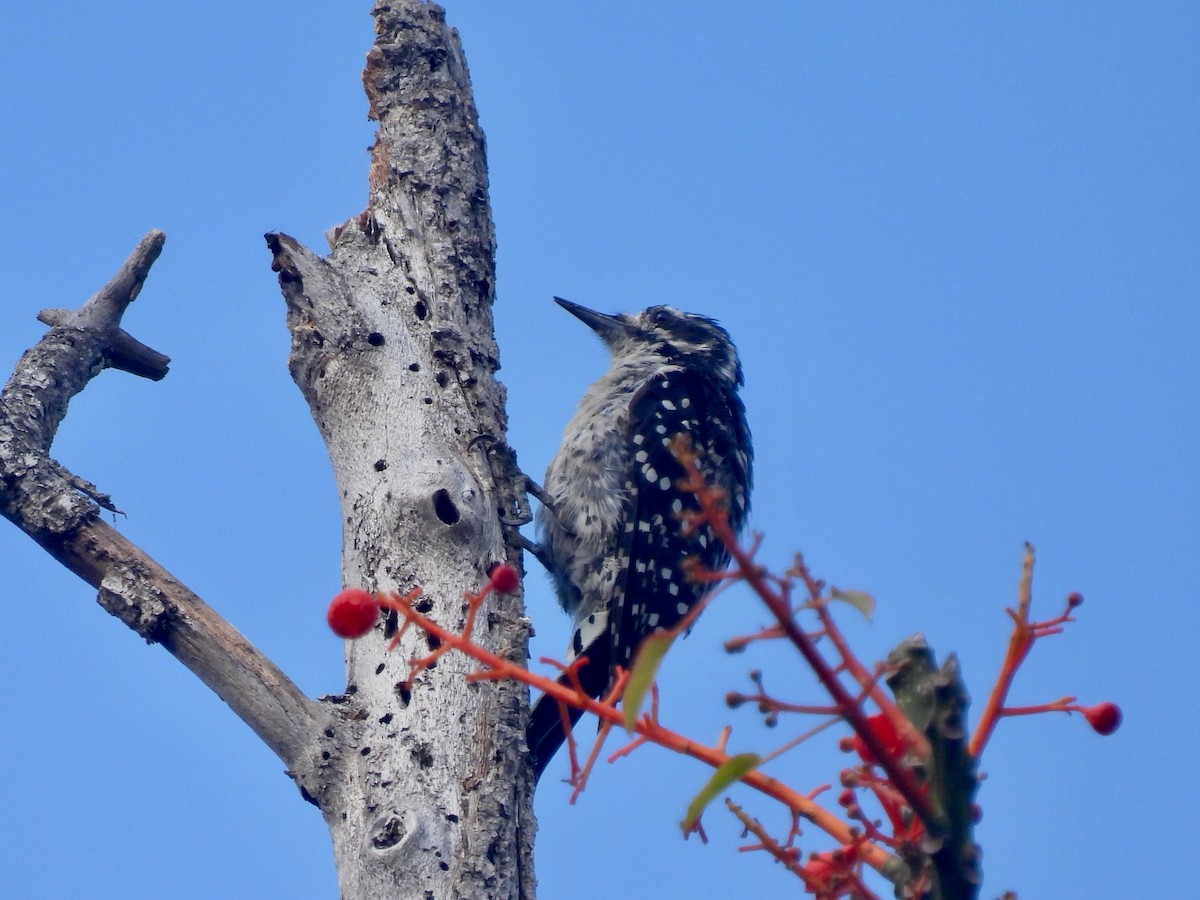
[527,297,752,781]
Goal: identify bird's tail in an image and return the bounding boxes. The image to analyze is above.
[527,649,611,782]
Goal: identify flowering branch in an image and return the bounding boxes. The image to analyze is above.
[724,797,879,898]
[967,545,1116,757]
[326,566,897,874]
[672,436,943,838]
[326,442,1121,898]
[668,436,1119,896]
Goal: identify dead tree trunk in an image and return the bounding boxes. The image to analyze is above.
[0,2,535,897]
[268,2,535,895]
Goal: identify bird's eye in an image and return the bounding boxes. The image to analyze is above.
[649,308,673,327]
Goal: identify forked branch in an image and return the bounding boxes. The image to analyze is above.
[0,232,325,776]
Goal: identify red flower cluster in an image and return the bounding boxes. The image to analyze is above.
[849,713,909,766]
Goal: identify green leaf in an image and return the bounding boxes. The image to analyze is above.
[680,754,760,833]
[623,632,672,732]
[830,587,875,621]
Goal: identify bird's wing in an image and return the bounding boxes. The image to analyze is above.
[606,368,740,676]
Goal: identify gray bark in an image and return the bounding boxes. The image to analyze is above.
[275,1,535,895]
[0,2,536,897]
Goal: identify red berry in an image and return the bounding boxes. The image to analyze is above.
[488,563,519,594]
[1067,591,1084,608]
[327,588,380,638]
[1082,702,1122,735]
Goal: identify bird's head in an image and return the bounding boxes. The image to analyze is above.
[554,297,743,387]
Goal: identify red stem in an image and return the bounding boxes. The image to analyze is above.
[380,587,896,874]
[969,544,1036,757]
[676,444,944,837]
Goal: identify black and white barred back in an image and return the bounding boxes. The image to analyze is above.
[528,298,752,781]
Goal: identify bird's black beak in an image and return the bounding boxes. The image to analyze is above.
[554,297,629,346]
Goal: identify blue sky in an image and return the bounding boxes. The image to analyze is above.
[1,3,1195,897]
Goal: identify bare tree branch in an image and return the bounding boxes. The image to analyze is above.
[35,229,170,381]
[0,230,327,783]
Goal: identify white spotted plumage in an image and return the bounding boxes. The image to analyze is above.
[528,298,753,780]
